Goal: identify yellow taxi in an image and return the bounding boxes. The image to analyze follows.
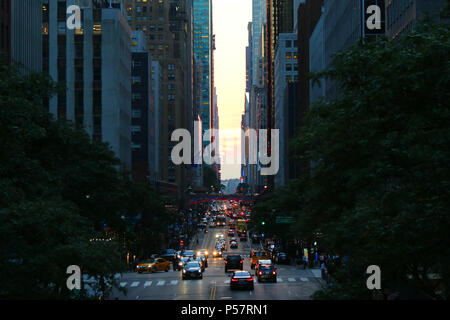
[250,250,269,269]
[136,258,171,273]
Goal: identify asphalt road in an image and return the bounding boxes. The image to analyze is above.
[110,225,323,300]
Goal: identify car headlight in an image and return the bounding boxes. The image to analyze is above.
[183,269,186,273]
[178,262,183,266]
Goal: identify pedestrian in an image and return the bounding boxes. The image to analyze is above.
[172,258,178,271]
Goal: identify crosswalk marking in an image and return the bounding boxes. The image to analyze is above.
[156,281,165,286]
[278,277,283,282]
[224,280,230,284]
[300,277,309,282]
[170,280,178,285]
[130,282,140,287]
[144,281,152,287]
[288,278,296,282]
[120,282,127,287]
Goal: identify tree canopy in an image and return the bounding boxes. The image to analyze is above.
[257,22,450,299]
[0,58,169,299]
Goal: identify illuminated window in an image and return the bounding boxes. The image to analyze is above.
[93,24,101,34]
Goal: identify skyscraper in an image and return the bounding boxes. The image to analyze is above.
[130,31,155,182]
[42,0,132,172]
[123,0,194,201]
[193,0,213,148]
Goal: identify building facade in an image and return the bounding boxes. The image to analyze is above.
[11,0,42,73]
[123,0,194,201]
[274,32,298,188]
[193,0,213,148]
[130,31,155,182]
[42,0,132,171]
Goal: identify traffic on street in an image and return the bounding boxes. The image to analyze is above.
[110,200,323,300]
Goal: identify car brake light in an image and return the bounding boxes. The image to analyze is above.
[224,261,227,264]
[258,271,262,275]
[247,278,253,281]
[231,278,238,282]
[272,271,276,275]
[240,260,243,264]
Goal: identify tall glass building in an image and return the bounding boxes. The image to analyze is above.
[193,0,213,147]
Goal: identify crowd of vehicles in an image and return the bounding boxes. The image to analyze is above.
[133,199,290,291]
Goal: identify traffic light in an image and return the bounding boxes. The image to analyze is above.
[261,221,265,225]
[180,240,184,247]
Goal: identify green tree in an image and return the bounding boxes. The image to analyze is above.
[0,59,168,299]
[288,22,449,299]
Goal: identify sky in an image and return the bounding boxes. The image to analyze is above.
[213,0,252,181]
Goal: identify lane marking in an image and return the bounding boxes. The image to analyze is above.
[288,278,296,282]
[224,280,230,284]
[300,277,309,282]
[130,282,139,287]
[170,280,178,285]
[278,277,283,282]
[156,281,165,286]
[119,282,127,287]
[144,281,152,287]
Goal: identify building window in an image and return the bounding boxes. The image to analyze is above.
[132,110,141,118]
[132,76,142,84]
[131,126,141,133]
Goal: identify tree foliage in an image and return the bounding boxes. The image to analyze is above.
[0,59,169,299]
[258,22,450,299]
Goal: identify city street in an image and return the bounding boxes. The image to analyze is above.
[111,225,322,300]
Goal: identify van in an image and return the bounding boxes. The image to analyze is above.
[250,250,269,269]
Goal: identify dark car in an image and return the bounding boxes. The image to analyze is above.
[159,249,177,262]
[276,252,290,264]
[176,256,191,270]
[256,264,277,282]
[182,262,203,280]
[229,237,237,244]
[240,234,248,241]
[230,241,238,249]
[227,230,235,237]
[230,271,254,290]
[224,255,243,272]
